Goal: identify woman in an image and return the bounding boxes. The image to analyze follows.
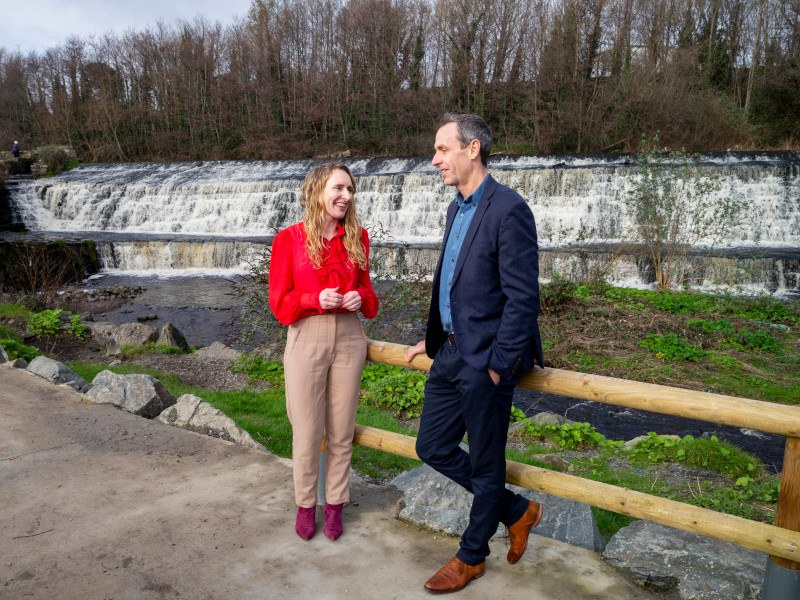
[269,163,379,541]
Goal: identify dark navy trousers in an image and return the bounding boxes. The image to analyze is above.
[415,342,529,565]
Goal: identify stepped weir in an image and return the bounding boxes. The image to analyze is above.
[4,153,799,294]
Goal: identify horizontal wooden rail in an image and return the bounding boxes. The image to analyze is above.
[367,340,800,438]
[354,424,800,563]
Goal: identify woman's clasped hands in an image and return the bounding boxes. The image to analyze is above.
[319,286,361,311]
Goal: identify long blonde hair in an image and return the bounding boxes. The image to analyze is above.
[301,163,367,271]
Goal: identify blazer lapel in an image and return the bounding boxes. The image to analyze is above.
[433,200,459,282]
[451,176,496,287]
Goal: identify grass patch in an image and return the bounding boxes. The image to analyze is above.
[593,509,634,543]
[0,303,33,320]
[639,333,707,361]
[231,354,285,386]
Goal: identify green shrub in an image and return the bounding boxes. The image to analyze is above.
[360,363,426,418]
[735,298,797,325]
[0,338,40,361]
[152,343,183,355]
[119,343,146,357]
[648,292,715,315]
[737,329,781,353]
[687,318,734,335]
[16,295,46,312]
[28,309,63,336]
[37,145,71,175]
[511,408,622,451]
[639,332,707,361]
[67,314,90,340]
[541,275,579,312]
[627,433,760,478]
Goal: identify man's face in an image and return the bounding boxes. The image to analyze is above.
[432,122,477,189]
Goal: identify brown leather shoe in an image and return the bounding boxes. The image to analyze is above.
[424,556,485,594]
[506,500,543,563]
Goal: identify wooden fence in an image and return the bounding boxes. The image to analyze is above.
[354,340,800,567]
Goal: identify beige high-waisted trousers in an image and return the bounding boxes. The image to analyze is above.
[284,312,367,508]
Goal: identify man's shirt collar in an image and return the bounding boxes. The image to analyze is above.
[456,174,489,209]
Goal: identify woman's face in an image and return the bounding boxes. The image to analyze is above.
[321,168,355,224]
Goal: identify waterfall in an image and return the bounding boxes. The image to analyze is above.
[4,153,799,293]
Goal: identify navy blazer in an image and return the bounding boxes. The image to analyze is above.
[425,175,543,379]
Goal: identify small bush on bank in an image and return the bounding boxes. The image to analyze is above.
[0,337,40,361]
[540,275,579,312]
[360,363,426,419]
[36,145,72,175]
[28,308,63,336]
[688,318,735,335]
[736,329,781,353]
[627,433,760,478]
[639,332,707,361]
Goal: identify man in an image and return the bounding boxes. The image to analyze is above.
[406,113,545,594]
[11,141,20,158]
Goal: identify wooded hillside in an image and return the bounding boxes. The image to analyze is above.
[1,0,797,161]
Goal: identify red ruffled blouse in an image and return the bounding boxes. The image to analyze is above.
[268,222,379,326]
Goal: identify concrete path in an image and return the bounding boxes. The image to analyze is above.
[0,365,659,600]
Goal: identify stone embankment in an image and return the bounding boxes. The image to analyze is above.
[0,323,770,600]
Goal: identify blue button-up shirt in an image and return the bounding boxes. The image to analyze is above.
[439,175,488,333]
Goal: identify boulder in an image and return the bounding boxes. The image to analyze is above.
[86,370,176,418]
[391,465,605,552]
[194,341,240,362]
[603,521,765,599]
[157,394,263,450]
[84,321,116,344]
[0,342,8,362]
[530,411,574,426]
[7,358,28,368]
[106,322,158,355]
[26,356,90,392]
[157,322,190,352]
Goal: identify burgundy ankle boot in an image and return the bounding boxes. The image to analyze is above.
[295,506,316,540]
[323,502,344,540]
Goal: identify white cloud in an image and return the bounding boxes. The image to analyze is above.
[0,0,253,54]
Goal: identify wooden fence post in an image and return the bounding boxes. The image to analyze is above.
[762,436,800,599]
[772,437,800,570]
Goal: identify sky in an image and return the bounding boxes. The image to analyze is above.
[0,0,254,55]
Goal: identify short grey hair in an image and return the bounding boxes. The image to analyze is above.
[438,113,493,166]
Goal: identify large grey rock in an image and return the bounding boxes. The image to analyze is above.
[391,465,605,552]
[84,321,116,344]
[529,411,574,426]
[194,341,240,362]
[106,322,158,355]
[26,356,90,392]
[0,342,8,363]
[157,322,190,352]
[603,521,765,599]
[86,370,175,418]
[157,394,263,450]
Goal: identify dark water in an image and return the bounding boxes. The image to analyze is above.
[82,273,240,348]
[82,273,786,472]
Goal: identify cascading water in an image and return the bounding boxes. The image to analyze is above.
[4,153,799,293]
